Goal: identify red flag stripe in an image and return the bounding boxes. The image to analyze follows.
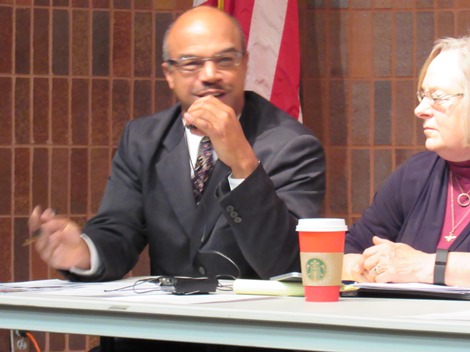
[194,0,254,45]
[270,0,300,119]
[223,0,255,44]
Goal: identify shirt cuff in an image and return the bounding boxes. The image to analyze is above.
[69,233,101,276]
[227,161,260,190]
[228,174,245,190]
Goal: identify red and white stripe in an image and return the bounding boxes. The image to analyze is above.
[193,0,301,121]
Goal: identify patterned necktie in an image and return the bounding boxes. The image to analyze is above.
[192,136,214,204]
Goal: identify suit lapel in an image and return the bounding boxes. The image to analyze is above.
[189,161,230,257]
[160,93,257,255]
[156,121,196,237]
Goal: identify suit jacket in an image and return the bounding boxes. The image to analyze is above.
[346,151,470,254]
[75,91,325,281]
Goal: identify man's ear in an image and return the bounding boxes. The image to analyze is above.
[162,62,174,89]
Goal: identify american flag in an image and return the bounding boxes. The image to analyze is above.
[193,0,301,121]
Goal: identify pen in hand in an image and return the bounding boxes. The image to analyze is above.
[23,207,57,247]
[22,228,42,247]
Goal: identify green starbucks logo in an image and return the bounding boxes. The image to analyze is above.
[305,258,327,282]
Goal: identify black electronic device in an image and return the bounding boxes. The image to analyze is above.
[151,276,218,295]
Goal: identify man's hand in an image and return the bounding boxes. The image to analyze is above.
[183,95,259,178]
[28,205,91,271]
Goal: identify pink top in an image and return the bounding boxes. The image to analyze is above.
[437,160,470,249]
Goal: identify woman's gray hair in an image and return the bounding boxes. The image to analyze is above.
[417,36,470,145]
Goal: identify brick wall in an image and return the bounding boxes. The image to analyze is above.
[1,0,470,350]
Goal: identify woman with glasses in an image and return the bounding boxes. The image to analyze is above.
[343,36,470,287]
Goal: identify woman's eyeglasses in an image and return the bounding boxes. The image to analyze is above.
[417,91,464,106]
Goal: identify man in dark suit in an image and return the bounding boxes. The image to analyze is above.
[29,5,325,351]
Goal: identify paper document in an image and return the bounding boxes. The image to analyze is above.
[352,282,470,294]
[233,279,304,296]
[1,277,188,297]
[0,278,277,304]
[342,282,470,300]
[0,279,87,293]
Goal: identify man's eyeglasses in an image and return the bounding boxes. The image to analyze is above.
[165,51,244,73]
[416,91,464,106]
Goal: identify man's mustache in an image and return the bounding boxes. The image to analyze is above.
[193,84,227,97]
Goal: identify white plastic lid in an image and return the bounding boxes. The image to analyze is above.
[296,218,347,232]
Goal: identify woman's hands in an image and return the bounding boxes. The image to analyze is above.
[344,236,434,284]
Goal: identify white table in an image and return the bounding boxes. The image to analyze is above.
[1,289,470,351]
